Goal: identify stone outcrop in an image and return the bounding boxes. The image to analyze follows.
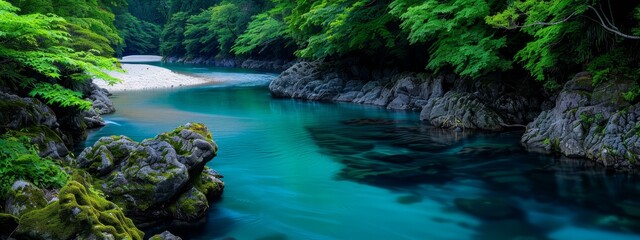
[15,181,144,240]
[0,91,58,130]
[522,72,640,170]
[83,83,116,129]
[0,92,70,158]
[269,61,545,130]
[76,123,224,223]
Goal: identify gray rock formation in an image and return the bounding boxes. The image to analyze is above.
[421,92,505,130]
[522,72,640,170]
[0,92,58,130]
[77,123,224,222]
[83,83,115,129]
[269,62,544,130]
[0,92,69,158]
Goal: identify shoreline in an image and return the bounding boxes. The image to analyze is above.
[97,63,214,92]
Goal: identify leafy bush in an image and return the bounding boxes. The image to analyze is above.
[0,0,121,111]
[0,136,68,198]
[623,84,640,103]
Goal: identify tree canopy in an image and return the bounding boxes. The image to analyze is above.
[0,0,120,110]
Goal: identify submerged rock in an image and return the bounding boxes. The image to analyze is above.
[77,123,224,223]
[15,181,144,240]
[454,197,521,220]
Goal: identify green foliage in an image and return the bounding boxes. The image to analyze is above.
[487,0,640,85]
[0,0,121,110]
[623,84,640,103]
[160,11,189,57]
[587,47,640,86]
[0,136,68,198]
[232,9,290,55]
[29,83,92,110]
[390,0,511,78]
[8,0,124,56]
[287,0,397,59]
[115,13,161,56]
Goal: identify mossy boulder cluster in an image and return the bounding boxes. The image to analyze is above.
[523,72,640,170]
[15,181,144,240]
[77,123,224,222]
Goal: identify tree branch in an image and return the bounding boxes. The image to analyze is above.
[586,5,640,40]
[495,4,640,40]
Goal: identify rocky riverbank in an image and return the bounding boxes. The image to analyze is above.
[269,61,640,170]
[0,82,224,239]
[522,73,640,170]
[270,62,546,131]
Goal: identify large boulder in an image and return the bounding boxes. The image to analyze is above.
[4,181,47,217]
[522,72,640,170]
[0,92,69,158]
[15,181,144,240]
[77,123,224,222]
[420,91,506,131]
[0,92,58,130]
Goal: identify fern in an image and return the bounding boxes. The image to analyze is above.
[29,83,92,110]
[0,136,69,197]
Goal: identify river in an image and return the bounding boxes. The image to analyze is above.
[83,63,640,240]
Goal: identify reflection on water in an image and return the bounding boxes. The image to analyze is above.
[84,63,640,240]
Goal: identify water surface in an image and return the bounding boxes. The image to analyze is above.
[85,63,640,240]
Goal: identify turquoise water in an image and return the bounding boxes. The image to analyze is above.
[85,64,640,240]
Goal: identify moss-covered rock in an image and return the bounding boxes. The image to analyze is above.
[76,123,223,223]
[15,181,144,240]
[4,125,69,159]
[4,180,47,217]
[170,188,208,222]
[149,231,182,240]
[194,167,225,201]
[522,73,640,170]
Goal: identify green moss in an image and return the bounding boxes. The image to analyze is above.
[6,181,47,216]
[164,123,213,142]
[169,188,208,222]
[16,181,144,240]
[193,167,224,201]
[543,138,551,146]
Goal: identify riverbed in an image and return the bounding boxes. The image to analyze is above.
[83,63,640,240]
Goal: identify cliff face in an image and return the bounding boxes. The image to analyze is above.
[269,62,640,170]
